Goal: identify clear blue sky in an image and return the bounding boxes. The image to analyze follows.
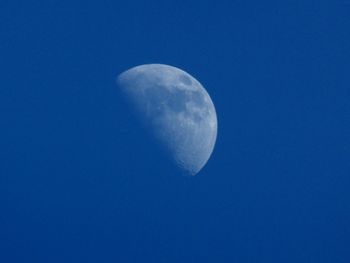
[1,0,349,262]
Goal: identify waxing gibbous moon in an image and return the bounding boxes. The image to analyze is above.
[117,64,217,176]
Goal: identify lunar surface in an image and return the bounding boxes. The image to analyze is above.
[117,64,217,175]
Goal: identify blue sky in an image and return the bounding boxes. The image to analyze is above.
[1,1,350,262]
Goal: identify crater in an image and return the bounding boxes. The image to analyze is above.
[179,74,192,85]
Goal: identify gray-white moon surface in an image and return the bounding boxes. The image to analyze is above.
[117,64,217,175]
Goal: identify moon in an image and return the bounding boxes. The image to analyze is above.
[117,64,217,176]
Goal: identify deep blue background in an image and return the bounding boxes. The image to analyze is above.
[1,0,349,262]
